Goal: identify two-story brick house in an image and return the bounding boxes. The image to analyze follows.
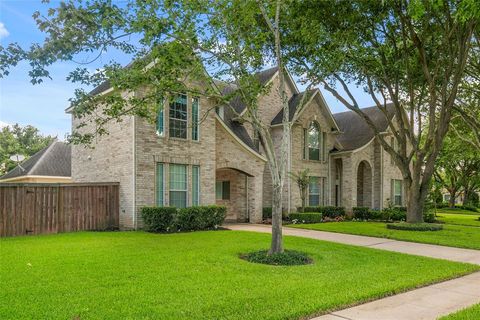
[68,67,405,229]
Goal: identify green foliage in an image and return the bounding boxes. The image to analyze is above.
[240,250,313,266]
[0,124,54,175]
[297,206,345,218]
[352,207,370,220]
[289,169,310,212]
[440,303,480,320]
[262,207,272,219]
[386,223,443,231]
[141,205,226,232]
[177,206,226,231]
[141,207,177,232]
[289,213,323,224]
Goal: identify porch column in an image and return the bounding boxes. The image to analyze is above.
[342,157,354,214]
[247,175,263,223]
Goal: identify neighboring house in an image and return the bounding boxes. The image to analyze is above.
[0,141,72,183]
[68,67,405,229]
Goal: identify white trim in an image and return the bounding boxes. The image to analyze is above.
[0,175,71,183]
[215,115,267,162]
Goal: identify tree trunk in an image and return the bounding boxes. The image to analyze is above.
[269,182,284,254]
[406,179,429,223]
[449,190,456,208]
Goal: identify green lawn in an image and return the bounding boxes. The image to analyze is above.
[440,304,480,320]
[1,231,478,319]
[290,222,480,250]
[436,213,480,227]
[435,208,480,215]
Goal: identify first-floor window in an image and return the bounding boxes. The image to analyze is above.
[170,164,187,208]
[192,165,200,206]
[309,177,320,206]
[156,163,164,206]
[216,181,230,200]
[392,179,403,206]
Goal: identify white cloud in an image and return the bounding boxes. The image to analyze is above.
[0,22,9,39]
[0,120,11,128]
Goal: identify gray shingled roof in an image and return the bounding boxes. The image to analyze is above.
[271,89,316,125]
[333,104,395,151]
[1,141,71,180]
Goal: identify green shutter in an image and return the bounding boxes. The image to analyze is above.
[192,97,199,141]
[192,165,200,205]
[156,163,164,206]
[156,97,164,136]
[303,128,307,159]
[223,181,230,200]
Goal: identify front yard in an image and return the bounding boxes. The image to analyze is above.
[289,222,480,250]
[1,231,478,319]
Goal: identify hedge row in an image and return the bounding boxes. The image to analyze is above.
[141,205,226,232]
[296,206,345,218]
[289,212,323,224]
[386,222,443,231]
[353,206,435,223]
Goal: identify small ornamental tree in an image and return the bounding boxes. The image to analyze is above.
[289,169,310,213]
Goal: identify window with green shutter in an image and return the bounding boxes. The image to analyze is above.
[169,94,188,139]
[192,165,200,205]
[392,179,403,206]
[308,177,320,206]
[169,164,187,208]
[156,163,164,206]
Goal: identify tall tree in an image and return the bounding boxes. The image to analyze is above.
[0,124,54,175]
[284,0,478,222]
[0,0,313,254]
[435,132,480,208]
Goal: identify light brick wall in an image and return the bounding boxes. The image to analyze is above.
[134,94,217,228]
[70,107,135,228]
[215,120,266,222]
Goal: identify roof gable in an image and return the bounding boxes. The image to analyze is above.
[333,104,395,151]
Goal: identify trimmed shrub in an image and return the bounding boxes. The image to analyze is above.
[322,206,345,218]
[455,205,479,213]
[296,206,345,218]
[177,205,226,231]
[386,222,443,231]
[368,209,383,221]
[423,211,436,223]
[289,212,323,224]
[240,250,313,266]
[141,207,177,232]
[141,205,226,233]
[353,207,370,220]
[262,207,272,219]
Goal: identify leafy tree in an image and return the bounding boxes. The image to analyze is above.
[0,124,54,175]
[289,169,310,213]
[284,0,478,222]
[0,0,315,254]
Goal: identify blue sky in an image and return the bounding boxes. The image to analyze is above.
[0,1,373,139]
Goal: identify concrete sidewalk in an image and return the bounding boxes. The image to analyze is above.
[226,223,480,320]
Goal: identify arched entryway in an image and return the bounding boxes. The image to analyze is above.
[357,160,373,208]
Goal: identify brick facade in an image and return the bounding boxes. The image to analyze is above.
[70,69,405,228]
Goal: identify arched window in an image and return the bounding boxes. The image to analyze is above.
[307,121,321,160]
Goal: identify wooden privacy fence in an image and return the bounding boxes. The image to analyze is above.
[0,182,119,237]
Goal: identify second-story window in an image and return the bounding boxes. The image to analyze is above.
[308,121,321,161]
[169,94,188,139]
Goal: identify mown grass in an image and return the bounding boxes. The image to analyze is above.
[1,231,478,319]
[290,222,480,250]
[440,303,480,320]
[436,213,480,227]
[435,208,479,215]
